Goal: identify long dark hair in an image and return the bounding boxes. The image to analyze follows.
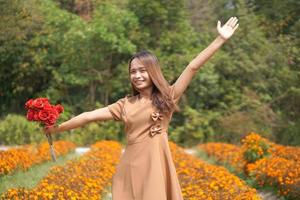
[128,51,180,114]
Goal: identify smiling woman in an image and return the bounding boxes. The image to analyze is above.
[127,51,180,114]
[44,16,239,200]
[129,58,154,97]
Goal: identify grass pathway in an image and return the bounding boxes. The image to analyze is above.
[0,151,80,195]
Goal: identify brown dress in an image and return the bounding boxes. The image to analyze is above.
[108,66,197,200]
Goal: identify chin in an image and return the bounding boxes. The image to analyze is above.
[135,86,146,90]
[136,85,151,91]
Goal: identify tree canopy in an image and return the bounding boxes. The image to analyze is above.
[1,0,299,146]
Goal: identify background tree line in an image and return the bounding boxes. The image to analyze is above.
[0,0,299,146]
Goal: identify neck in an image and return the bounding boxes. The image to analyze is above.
[138,87,153,99]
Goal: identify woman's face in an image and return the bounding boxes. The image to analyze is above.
[129,58,153,91]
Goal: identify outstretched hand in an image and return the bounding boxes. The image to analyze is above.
[43,125,58,135]
[217,16,239,40]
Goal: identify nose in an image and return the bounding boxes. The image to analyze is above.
[133,71,142,80]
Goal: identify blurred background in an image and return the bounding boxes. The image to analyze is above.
[0,0,299,147]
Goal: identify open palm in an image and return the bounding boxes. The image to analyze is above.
[217,16,239,40]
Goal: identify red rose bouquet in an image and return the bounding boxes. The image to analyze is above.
[25,97,64,161]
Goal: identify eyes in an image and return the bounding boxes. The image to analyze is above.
[130,68,147,74]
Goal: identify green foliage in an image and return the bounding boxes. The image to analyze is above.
[243,141,271,163]
[1,0,299,146]
[213,87,277,143]
[274,118,300,146]
[45,1,139,110]
[0,114,44,145]
[248,0,300,36]
[170,105,220,146]
[0,0,53,114]
[128,0,198,84]
[57,120,124,146]
[0,113,124,146]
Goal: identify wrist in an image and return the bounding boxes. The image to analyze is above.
[217,35,228,43]
[53,124,60,134]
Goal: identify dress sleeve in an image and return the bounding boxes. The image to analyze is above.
[107,97,126,121]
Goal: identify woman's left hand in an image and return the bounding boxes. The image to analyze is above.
[217,16,239,40]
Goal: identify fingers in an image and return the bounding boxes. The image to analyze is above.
[43,128,49,135]
[231,17,238,27]
[224,16,238,28]
[233,23,239,31]
[43,126,52,135]
[231,17,239,31]
[217,20,221,30]
[224,17,234,26]
[228,16,238,27]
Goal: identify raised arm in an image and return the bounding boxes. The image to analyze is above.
[172,16,239,100]
[43,107,115,135]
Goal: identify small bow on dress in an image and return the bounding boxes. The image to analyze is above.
[150,112,164,137]
[151,112,163,121]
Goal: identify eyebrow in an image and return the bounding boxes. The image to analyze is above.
[130,66,146,71]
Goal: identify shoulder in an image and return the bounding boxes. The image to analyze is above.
[108,95,130,107]
[117,94,132,101]
[125,94,138,103]
[125,94,133,99]
[110,94,137,105]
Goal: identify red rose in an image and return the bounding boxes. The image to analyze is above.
[48,113,57,124]
[33,112,39,121]
[55,104,64,114]
[25,99,34,109]
[44,113,57,127]
[38,109,50,121]
[43,103,52,110]
[44,120,53,128]
[50,105,59,117]
[39,98,49,103]
[26,109,35,121]
[32,99,45,109]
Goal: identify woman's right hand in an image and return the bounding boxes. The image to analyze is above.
[43,125,59,135]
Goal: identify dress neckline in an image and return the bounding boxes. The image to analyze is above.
[135,95,152,104]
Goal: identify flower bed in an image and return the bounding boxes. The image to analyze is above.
[198,142,245,172]
[0,140,121,200]
[0,141,76,176]
[198,132,300,199]
[169,141,261,200]
[247,157,300,197]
